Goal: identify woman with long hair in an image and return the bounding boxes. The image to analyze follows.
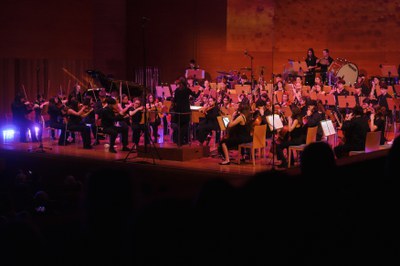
[218,102,252,165]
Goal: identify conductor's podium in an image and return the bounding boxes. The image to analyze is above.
[137,143,210,161]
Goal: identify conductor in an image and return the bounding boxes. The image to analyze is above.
[171,76,201,145]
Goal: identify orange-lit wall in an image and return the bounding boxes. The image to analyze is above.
[2,0,400,116]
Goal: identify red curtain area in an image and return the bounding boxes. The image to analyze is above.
[0,58,93,120]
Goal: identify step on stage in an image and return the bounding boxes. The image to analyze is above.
[136,143,210,161]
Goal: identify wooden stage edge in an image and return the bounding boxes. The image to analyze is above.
[0,141,276,179]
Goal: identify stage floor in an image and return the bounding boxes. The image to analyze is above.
[0,134,277,178]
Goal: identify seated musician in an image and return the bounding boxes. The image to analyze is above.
[129,98,146,151]
[62,99,93,149]
[274,80,285,92]
[311,76,325,94]
[218,102,252,165]
[369,105,387,145]
[100,97,130,153]
[334,105,370,158]
[196,97,220,146]
[303,100,324,141]
[354,83,367,106]
[275,105,306,168]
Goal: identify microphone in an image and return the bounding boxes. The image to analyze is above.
[141,16,150,21]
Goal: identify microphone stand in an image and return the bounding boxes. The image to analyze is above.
[245,51,254,91]
[124,16,161,164]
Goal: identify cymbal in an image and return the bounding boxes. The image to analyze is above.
[216,71,232,76]
[240,67,252,71]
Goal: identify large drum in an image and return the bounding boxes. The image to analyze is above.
[328,58,359,85]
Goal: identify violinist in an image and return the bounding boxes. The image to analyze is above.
[303,100,324,141]
[47,96,65,142]
[62,99,92,149]
[129,98,146,151]
[196,97,220,146]
[81,95,98,143]
[90,88,108,144]
[100,97,130,153]
[68,83,83,103]
[275,105,306,168]
[11,94,38,143]
[146,94,162,143]
[218,102,252,165]
[369,105,387,145]
[334,105,370,158]
[33,94,49,142]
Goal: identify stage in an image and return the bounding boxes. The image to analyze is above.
[0,128,395,210]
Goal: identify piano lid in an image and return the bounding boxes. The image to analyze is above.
[86,70,145,97]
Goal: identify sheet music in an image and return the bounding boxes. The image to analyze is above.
[320,120,336,136]
[266,114,283,131]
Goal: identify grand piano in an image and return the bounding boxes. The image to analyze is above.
[86,70,146,98]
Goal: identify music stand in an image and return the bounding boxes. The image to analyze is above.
[309,91,318,101]
[170,84,177,93]
[266,114,284,131]
[156,86,163,99]
[380,65,398,77]
[301,86,310,97]
[217,115,232,131]
[387,98,400,111]
[292,61,308,76]
[275,90,283,103]
[234,84,251,95]
[185,69,205,80]
[337,95,356,109]
[320,119,337,147]
[323,85,332,94]
[317,94,335,106]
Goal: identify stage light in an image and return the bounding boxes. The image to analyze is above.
[2,129,15,142]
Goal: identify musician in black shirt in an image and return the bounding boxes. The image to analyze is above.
[317,49,334,85]
[305,48,318,87]
[100,97,130,153]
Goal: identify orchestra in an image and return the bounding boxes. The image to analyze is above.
[9,51,400,168]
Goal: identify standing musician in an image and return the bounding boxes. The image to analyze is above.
[47,96,65,142]
[146,94,162,143]
[118,94,134,127]
[305,48,318,87]
[68,83,83,103]
[81,95,97,143]
[93,89,108,143]
[196,97,220,146]
[129,98,146,151]
[100,97,130,153]
[218,102,252,165]
[317,49,334,85]
[11,94,38,143]
[33,94,49,142]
